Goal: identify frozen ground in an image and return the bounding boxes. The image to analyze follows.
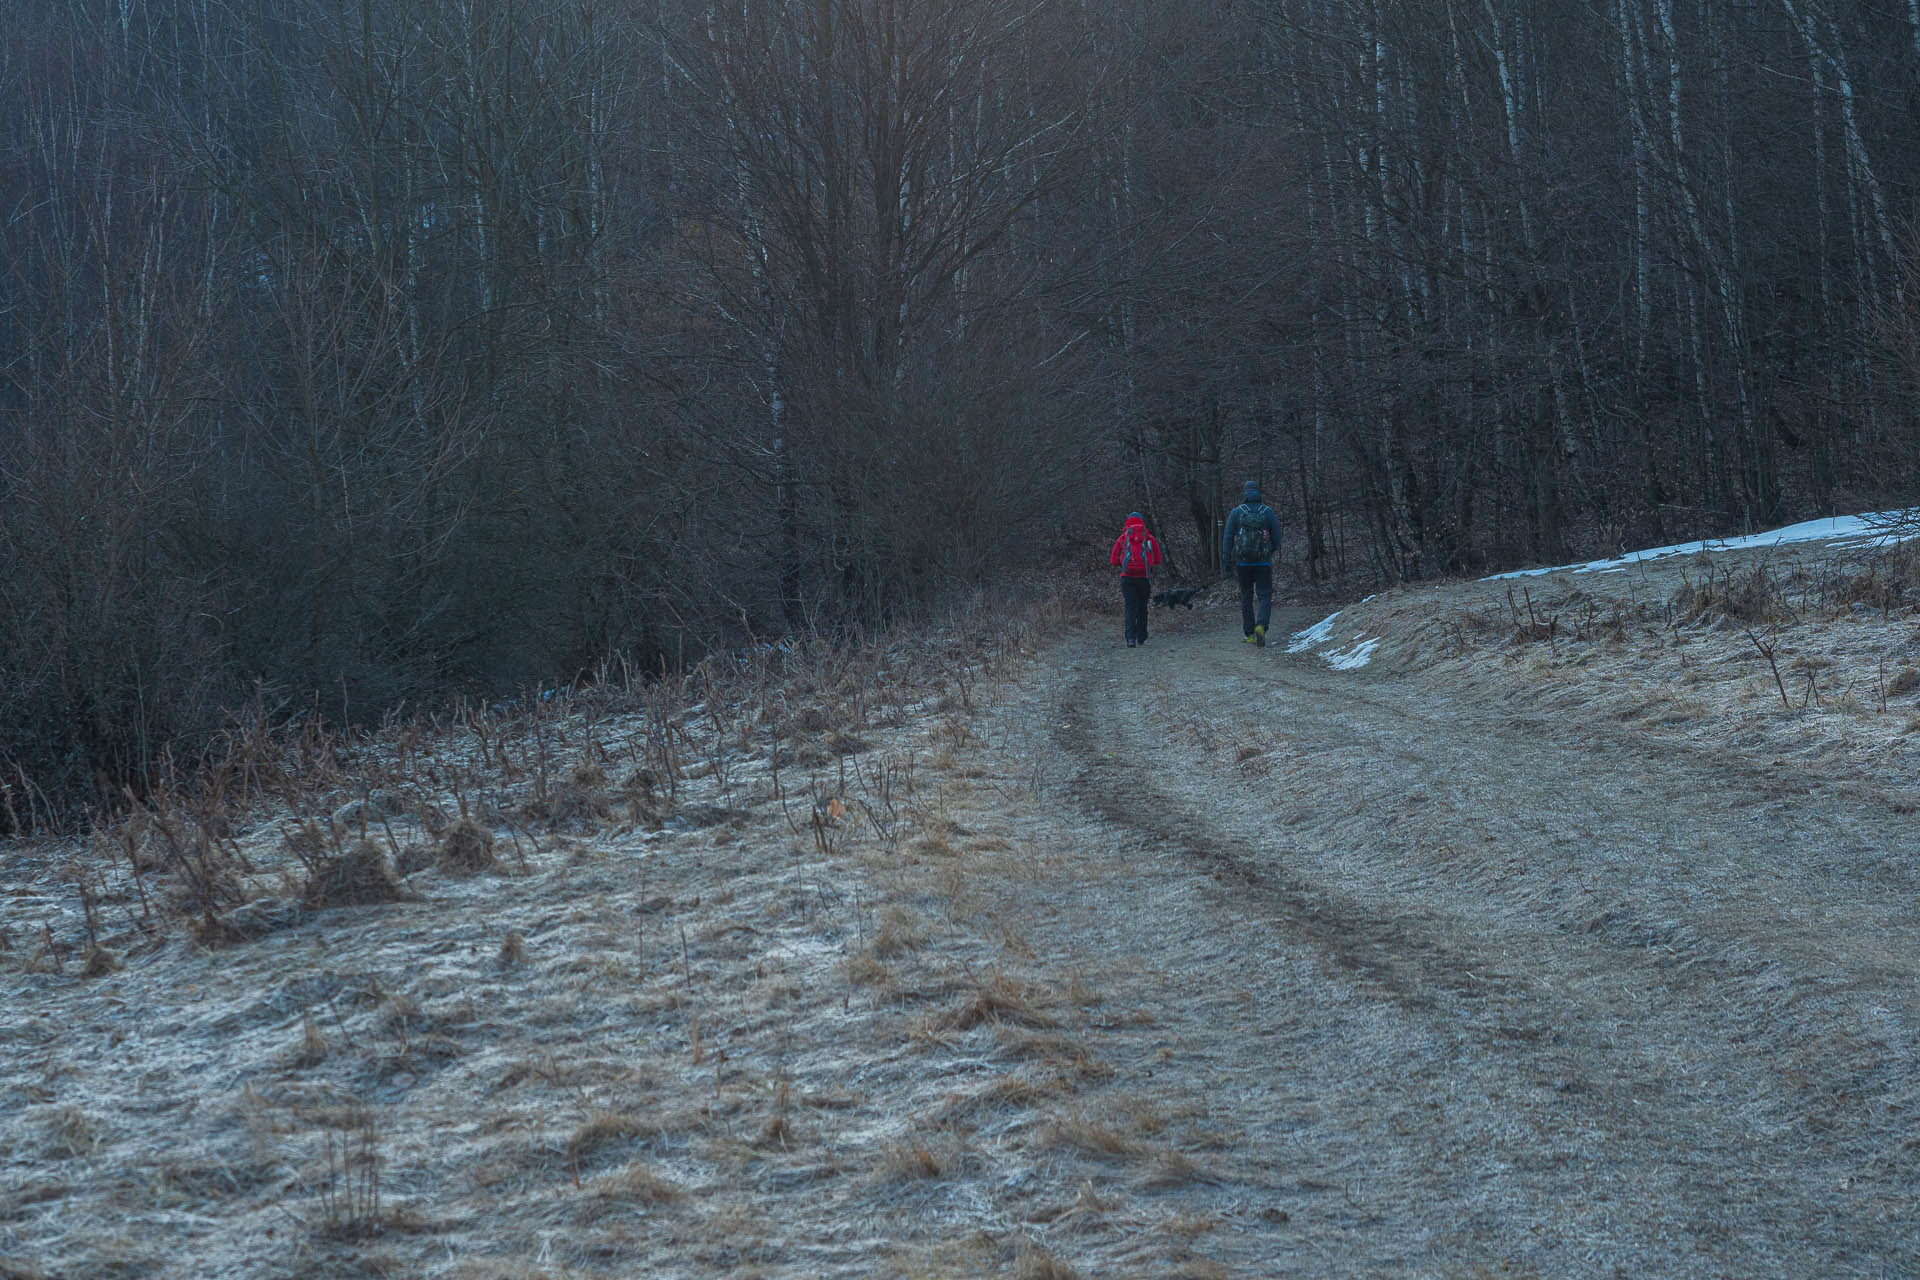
[5,529,1920,1277]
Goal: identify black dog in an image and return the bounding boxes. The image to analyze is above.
[1153,586,1201,610]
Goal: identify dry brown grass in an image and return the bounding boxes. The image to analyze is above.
[301,838,408,908]
[0,584,1262,1279]
[293,1013,328,1067]
[929,1073,1062,1131]
[1015,1238,1084,1280]
[878,1141,945,1181]
[496,929,528,966]
[934,972,1060,1032]
[37,1106,99,1160]
[1040,1113,1148,1162]
[565,1112,649,1169]
[435,817,500,875]
[870,906,928,958]
[578,1161,681,1212]
[79,944,121,978]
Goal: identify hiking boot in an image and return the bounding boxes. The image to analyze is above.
[1243,633,1256,644]
[1254,624,1267,647]
[1127,639,1136,647]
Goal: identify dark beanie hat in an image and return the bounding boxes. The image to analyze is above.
[1243,482,1260,502]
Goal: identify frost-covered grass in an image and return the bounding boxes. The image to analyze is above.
[1292,509,1920,670]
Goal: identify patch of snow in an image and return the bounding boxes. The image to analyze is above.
[1288,611,1341,653]
[1289,610,1378,670]
[1483,510,1918,580]
[1326,638,1379,670]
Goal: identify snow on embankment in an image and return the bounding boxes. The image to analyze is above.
[1287,510,1917,671]
[1288,599,1380,670]
[1484,511,1911,579]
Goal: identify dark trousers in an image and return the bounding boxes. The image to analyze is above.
[1236,563,1273,635]
[1120,576,1151,643]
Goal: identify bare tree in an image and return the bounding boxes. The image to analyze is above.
[688,0,1097,624]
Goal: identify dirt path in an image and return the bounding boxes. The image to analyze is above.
[1015,605,1920,1276]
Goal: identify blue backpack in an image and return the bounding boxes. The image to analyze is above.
[1231,504,1273,563]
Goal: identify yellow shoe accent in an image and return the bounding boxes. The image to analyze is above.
[1254,625,1266,647]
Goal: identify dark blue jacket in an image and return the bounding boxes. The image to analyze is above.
[1222,502,1283,566]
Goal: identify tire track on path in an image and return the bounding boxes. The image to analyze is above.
[1037,609,1920,1276]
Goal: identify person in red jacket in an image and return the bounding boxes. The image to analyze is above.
[1108,512,1163,647]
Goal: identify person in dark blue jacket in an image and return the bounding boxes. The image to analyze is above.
[1221,482,1283,646]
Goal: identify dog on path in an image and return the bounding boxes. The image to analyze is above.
[1153,586,1202,610]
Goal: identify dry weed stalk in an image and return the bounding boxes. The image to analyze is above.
[318,1125,386,1239]
[1745,628,1793,710]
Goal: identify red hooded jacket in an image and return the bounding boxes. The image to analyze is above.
[1109,515,1162,579]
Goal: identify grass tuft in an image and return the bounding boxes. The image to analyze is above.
[1139,1150,1215,1189]
[303,839,408,908]
[936,972,1058,1032]
[40,1105,99,1159]
[435,818,500,876]
[870,907,928,958]
[879,1142,944,1181]
[1015,1239,1083,1280]
[294,1012,329,1067]
[580,1161,681,1209]
[1041,1114,1147,1162]
[497,930,528,966]
[80,945,122,978]
[566,1112,648,1168]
